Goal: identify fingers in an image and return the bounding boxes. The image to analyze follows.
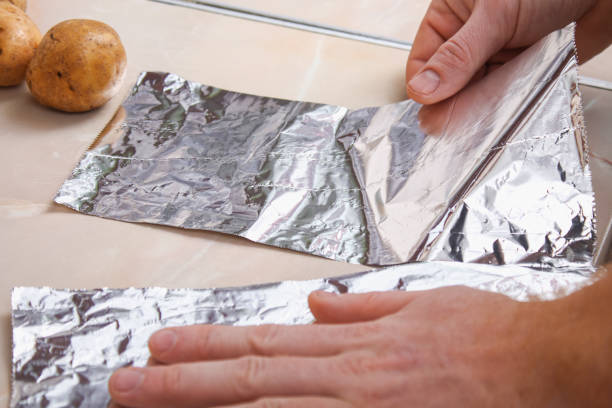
[406,2,513,104]
[575,0,612,63]
[148,323,369,363]
[226,396,351,408]
[109,356,338,408]
[405,1,464,86]
[308,290,417,323]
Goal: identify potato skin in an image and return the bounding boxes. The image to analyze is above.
[1,0,27,11]
[26,19,127,112]
[0,2,40,86]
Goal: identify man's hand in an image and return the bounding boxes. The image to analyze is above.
[109,285,567,407]
[406,0,612,105]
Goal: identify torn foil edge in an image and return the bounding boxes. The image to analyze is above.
[54,24,596,269]
[11,261,593,407]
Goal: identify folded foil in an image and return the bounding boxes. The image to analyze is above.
[54,24,595,268]
[11,261,592,407]
[21,24,596,406]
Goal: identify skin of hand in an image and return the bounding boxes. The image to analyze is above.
[406,0,612,105]
[108,265,612,408]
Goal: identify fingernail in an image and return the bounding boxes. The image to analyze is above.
[408,69,440,94]
[149,329,177,354]
[112,369,143,393]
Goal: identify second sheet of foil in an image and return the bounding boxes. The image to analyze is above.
[11,261,593,407]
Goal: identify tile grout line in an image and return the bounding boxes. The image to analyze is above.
[149,0,413,51]
[151,0,612,91]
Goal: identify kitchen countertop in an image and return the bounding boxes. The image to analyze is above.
[1,1,610,404]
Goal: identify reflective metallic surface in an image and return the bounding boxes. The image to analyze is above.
[11,261,593,407]
[55,25,595,268]
[12,27,600,405]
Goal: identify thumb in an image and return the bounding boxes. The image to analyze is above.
[308,290,421,323]
[406,6,508,105]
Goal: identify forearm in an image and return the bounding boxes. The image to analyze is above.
[537,264,612,406]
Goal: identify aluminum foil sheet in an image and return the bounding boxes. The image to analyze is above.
[54,24,595,268]
[11,261,593,407]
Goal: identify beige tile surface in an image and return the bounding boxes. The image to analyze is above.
[223,0,612,82]
[221,0,430,42]
[1,0,610,404]
[582,86,612,263]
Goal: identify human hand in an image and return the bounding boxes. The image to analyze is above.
[406,0,612,105]
[108,286,565,407]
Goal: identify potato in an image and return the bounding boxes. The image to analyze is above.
[0,2,40,86]
[26,19,127,112]
[0,0,27,11]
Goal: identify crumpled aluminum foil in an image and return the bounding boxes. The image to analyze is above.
[16,23,597,407]
[11,261,593,407]
[54,24,595,269]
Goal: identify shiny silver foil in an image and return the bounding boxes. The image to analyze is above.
[11,261,593,407]
[54,25,595,268]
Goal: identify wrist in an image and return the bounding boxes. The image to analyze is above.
[528,268,612,406]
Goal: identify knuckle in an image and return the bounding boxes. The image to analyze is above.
[346,320,382,339]
[389,347,421,370]
[436,37,474,70]
[336,353,373,377]
[233,356,266,398]
[160,365,183,396]
[335,354,398,405]
[336,348,419,379]
[196,327,214,358]
[247,325,280,355]
[362,292,382,309]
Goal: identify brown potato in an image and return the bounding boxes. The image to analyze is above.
[0,2,40,86]
[26,19,127,112]
[0,0,27,11]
